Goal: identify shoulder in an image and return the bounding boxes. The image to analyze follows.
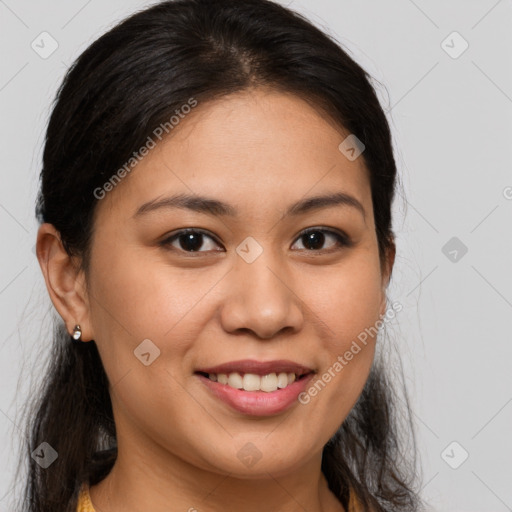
[348,490,359,511]
[76,482,96,512]
[348,488,379,512]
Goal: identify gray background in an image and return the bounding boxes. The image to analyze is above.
[1,0,511,510]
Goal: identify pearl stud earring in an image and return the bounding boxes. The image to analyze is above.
[71,324,82,342]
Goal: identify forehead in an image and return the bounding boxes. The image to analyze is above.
[95,87,372,222]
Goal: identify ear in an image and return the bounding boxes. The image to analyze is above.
[36,223,94,342]
[379,238,396,318]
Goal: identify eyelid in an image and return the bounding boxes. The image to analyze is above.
[291,227,353,253]
[295,226,351,244]
[159,228,222,249]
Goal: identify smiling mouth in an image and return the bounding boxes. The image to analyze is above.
[194,371,311,393]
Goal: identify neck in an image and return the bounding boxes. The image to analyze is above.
[89,438,345,512]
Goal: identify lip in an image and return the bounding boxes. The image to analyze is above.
[195,359,314,377]
[196,372,315,416]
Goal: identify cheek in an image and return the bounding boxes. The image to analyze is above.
[85,248,213,448]
[299,255,383,413]
[87,242,214,341]
[311,253,384,351]
[85,244,210,395]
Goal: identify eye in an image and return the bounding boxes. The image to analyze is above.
[159,229,223,254]
[291,227,351,252]
[159,227,352,255]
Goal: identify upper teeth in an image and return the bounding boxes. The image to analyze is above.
[208,372,298,392]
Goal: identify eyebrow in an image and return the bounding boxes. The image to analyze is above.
[133,191,366,221]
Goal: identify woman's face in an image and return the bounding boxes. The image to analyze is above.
[82,87,394,478]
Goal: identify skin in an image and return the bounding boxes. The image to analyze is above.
[37,87,395,512]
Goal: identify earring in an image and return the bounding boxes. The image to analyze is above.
[71,324,82,342]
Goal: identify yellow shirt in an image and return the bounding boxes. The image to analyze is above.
[77,482,362,511]
[76,483,95,512]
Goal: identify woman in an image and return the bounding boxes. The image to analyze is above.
[20,0,423,510]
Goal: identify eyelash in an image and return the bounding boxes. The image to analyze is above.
[159,227,352,255]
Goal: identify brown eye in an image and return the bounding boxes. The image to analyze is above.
[160,229,223,253]
[292,228,351,252]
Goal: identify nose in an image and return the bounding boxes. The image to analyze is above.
[219,250,304,340]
